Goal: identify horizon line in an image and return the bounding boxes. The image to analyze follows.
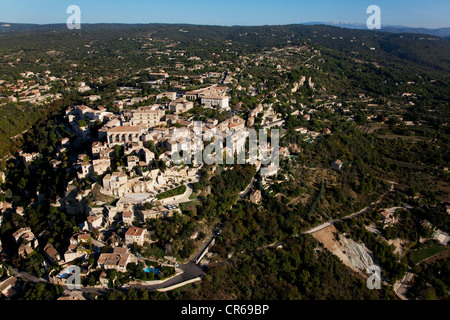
[1,21,449,30]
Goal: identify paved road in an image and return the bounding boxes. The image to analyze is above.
[116,230,215,291]
[393,272,414,300]
[192,233,217,264]
[10,268,47,284]
[10,227,216,294]
[10,261,202,294]
[303,203,376,235]
[126,262,205,291]
[159,183,195,206]
[238,166,261,202]
[10,267,113,295]
[124,232,216,291]
[260,182,397,249]
[238,177,257,201]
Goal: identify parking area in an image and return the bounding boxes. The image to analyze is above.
[164,204,178,210]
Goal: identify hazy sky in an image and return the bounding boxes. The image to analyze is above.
[0,0,449,28]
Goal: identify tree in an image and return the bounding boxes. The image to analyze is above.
[141,289,149,300]
[92,228,99,240]
[4,189,12,200]
[87,274,97,287]
[143,202,153,210]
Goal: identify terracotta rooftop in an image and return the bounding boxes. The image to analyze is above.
[43,243,59,259]
[98,253,130,267]
[122,211,133,218]
[125,227,145,237]
[107,125,143,133]
[87,215,102,223]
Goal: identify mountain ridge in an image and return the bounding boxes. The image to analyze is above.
[1,21,450,38]
[303,22,450,38]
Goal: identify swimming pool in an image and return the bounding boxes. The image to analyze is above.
[57,265,79,279]
[143,267,160,275]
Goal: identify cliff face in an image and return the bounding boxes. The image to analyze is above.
[339,235,377,272]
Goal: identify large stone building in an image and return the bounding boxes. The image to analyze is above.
[169,98,193,113]
[129,107,165,127]
[200,95,229,110]
[185,86,230,110]
[106,125,147,147]
[97,247,132,272]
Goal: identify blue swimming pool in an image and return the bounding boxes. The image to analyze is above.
[57,265,79,279]
[143,267,160,274]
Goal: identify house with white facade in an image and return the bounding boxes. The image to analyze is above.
[125,227,147,246]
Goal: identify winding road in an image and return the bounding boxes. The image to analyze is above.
[9,226,217,295]
[303,181,396,235]
[261,181,397,250]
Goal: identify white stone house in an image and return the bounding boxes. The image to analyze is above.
[125,227,147,246]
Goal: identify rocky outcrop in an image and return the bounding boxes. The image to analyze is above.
[339,236,377,272]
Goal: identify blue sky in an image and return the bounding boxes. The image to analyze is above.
[0,0,449,28]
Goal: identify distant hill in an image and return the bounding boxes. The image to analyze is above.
[381,26,450,38]
[0,22,449,75]
[0,22,159,33]
[303,22,450,38]
[0,22,60,32]
[2,21,450,38]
